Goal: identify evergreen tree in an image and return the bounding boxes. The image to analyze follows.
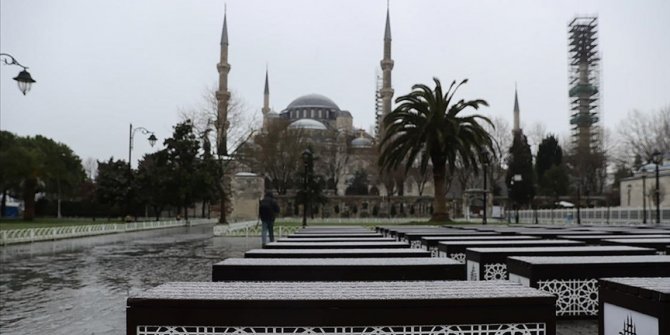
[535,135,562,182]
[506,132,535,207]
[345,169,370,195]
[164,120,201,219]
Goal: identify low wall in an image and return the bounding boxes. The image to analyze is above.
[0,218,216,245]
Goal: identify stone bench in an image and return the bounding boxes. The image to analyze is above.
[465,245,657,281]
[436,239,584,263]
[286,232,384,238]
[599,277,670,335]
[506,255,670,317]
[127,281,557,335]
[277,237,397,242]
[245,248,432,258]
[556,234,670,245]
[212,257,465,281]
[403,231,500,249]
[263,241,409,249]
[421,235,540,257]
[599,238,670,254]
[379,227,455,240]
[522,230,613,239]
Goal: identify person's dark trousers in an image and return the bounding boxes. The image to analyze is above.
[261,220,275,245]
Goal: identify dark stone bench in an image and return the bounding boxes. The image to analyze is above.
[599,277,670,335]
[286,232,384,238]
[599,238,670,254]
[436,239,585,263]
[522,230,614,239]
[421,235,540,256]
[245,248,432,258]
[375,225,437,236]
[403,231,500,249]
[263,241,409,249]
[212,257,465,281]
[465,245,657,281]
[506,255,670,317]
[127,281,557,335]
[277,237,396,242]
[556,234,670,245]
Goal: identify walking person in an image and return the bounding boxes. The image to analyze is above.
[259,191,280,246]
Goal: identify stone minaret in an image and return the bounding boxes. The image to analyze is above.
[216,9,231,155]
[262,67,270,129]
[379,4,394,140]
[513,85,521,134]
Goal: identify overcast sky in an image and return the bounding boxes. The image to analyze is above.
[1,0,669,167]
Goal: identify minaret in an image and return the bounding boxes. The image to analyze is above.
[262,67,270,123]
[379,3,394,140]
[216,8,231,155]
[513,85,521,134]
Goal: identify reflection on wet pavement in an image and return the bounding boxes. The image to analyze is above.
[0,225,259,334]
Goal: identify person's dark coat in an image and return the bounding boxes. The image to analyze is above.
[259,193,280,221]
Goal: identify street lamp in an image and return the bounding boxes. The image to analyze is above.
[510,174,522,223]
[640,166,647,224]
[129,123,157,170]
[481,151,490,225]
[1,53,36,95]
[301,148,313,228]
[651,150,663,224]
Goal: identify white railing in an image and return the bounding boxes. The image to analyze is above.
[514,207,669,225]
[0,218,216,245]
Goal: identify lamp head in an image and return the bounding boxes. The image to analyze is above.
[147,134,158,147]
[13,69,36,95]
[651,150,663,165]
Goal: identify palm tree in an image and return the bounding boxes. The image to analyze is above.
[379,78,494,221]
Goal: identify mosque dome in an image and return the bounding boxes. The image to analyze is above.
[287,94,340,111]
[288,118,328,130]
[351,137,373,148]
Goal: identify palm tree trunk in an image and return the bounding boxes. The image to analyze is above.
[431,162,451,222]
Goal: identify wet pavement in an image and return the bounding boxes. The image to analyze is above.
[0,224,260,335]
[0,225,596,334]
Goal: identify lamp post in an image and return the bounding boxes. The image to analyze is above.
[1,53,36,95]
[641,168,647,224]
[128,123,157,170]
[510,174,522,223]
[481,151,490,225]
[301,148,313,228]
[652,150,663,224]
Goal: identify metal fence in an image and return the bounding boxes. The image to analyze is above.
[515,207,670,225]
[0,218,216,245]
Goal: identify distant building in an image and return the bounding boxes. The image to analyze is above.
[620,160,670,210]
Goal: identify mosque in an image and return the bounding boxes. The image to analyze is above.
[215,6,437,219]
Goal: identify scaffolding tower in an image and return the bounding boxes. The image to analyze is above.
[568,16,601,153]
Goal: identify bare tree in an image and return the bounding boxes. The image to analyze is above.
[83,157,98,180]
[525,121,547,153]
[178,86,258,156]
[615,106,670,164]
[485,116,511,188]
[316,130,350,194]
[240,120,307,195]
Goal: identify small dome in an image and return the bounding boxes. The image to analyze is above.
[287,94,340,111]
[288,118,328,130]
[351,137,373,148]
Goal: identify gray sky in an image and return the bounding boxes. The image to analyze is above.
[1,0,669,167]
